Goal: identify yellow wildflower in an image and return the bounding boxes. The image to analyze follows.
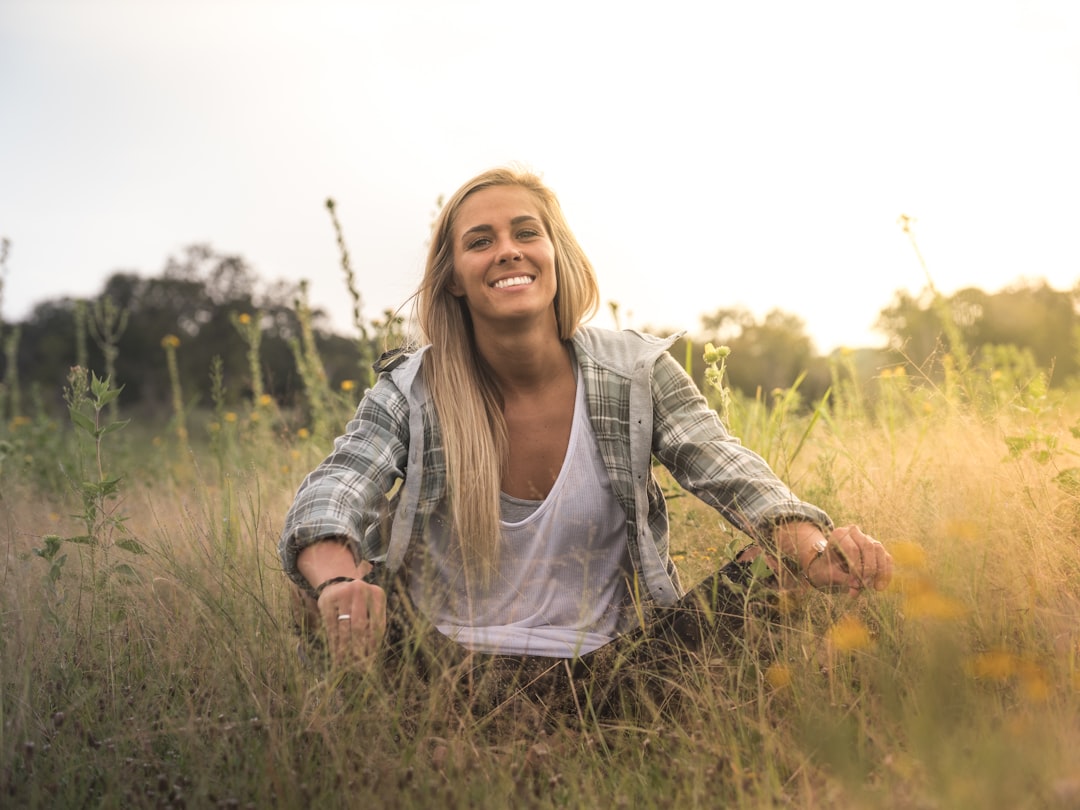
[942,519,979,543]
[340,380,356,392]
[888,540,928,569]
[827,615,872,651]
[968,649,1018,681]
[161,334,180,349]
[297,427,310,439]
[764,663,793,690]
[904,589,967,620]
[258,394,273,407]
[224,412,238,423]
[238,313,252,325]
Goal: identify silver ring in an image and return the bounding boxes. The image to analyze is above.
[337,614,351,621]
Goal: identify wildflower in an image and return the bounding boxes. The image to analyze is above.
[889,540,928,570]
[967,649,1018,681]
[942,519,979,544]
[893,366,907,378]
[703,343,730,364]
[290,450,301,460]
[9,415,30,430]
[224,412,238,423]
[161,334,181,349]
[258,394,273,407]
[1018,663,1050,703]
[903,589,967,620]
[827,615,872,651]
[890,570,935,596]
[879,368,893,379]
[238,313,252,325]
[340,380,356,392]
[209,422,221,433]
[297,427,310,439]
[764,663,792,690]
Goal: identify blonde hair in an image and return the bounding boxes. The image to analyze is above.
[416,166,599,580]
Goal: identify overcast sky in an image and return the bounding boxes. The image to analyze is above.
[2,0,1078,353]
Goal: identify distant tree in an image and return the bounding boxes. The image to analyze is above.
[876,281,1080,384]
[6,244,378,419]
[690,306,830,403]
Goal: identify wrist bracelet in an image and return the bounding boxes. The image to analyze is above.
[312,576,356,598]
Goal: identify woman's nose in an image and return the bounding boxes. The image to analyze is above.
[496,242,522,263]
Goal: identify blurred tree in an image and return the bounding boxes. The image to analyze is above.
[690,306,830,403]
[7,244,376,420]
[876,281,1080,385]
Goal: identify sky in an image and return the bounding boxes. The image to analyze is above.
[1,0,1078,354]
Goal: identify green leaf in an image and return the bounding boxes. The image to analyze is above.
[110,563,141,583]
[64,535,94,545]
[115,538,146,555]
[96,385,124,407]
[68,407,96,434]
[100,419,130,436]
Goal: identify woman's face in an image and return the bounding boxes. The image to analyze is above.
[448,185,557,332]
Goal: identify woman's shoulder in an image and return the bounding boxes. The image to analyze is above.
[572,326,685,374]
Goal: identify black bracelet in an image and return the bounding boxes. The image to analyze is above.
[312,576,356,599]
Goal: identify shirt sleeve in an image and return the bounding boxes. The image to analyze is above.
[278,376,411,588]
[648,351,833,543]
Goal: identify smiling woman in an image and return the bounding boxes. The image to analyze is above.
[278,165,892,716]
[445,186,559,337]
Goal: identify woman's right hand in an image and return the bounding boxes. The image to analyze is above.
[297,539,388,664]
[316,577,387,663]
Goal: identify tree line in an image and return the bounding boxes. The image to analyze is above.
[2,241,1078,424]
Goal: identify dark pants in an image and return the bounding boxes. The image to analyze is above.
[295,556,779,723]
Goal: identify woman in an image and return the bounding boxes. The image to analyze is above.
[280,166,892,671]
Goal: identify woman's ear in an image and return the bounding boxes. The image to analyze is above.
[446,271,464,298]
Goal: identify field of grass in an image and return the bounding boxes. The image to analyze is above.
[3,344,1080,809]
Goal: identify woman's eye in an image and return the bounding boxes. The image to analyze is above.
[467,237,491,249]
[516,229,538,239]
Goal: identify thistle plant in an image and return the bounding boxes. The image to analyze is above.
[703,341,732,424]
[326,198,375,385]
[291,281,333,441]
[88,295,128,421]
[161,334,188,447]
[231,310,265,405]
[35,369,144,646]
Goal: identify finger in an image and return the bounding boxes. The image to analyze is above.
[871,541,894,591]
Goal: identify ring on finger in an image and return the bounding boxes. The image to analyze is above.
[337,614,351,621]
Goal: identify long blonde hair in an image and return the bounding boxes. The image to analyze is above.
[416,166,600,580]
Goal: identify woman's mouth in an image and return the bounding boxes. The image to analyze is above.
[491,276,534,289]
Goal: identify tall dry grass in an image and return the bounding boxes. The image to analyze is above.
[2,346,1080,809]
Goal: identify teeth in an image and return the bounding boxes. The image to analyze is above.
[493,276,534,289]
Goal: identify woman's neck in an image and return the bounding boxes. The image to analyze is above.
[473,318,572,396]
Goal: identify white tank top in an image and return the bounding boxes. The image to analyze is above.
[408,367,632,657]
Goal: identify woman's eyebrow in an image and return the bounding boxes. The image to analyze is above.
[460,215,542,241]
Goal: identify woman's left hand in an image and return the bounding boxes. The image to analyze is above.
[804,524,893,595]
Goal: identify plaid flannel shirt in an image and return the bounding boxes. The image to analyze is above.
[279,326,832,607]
